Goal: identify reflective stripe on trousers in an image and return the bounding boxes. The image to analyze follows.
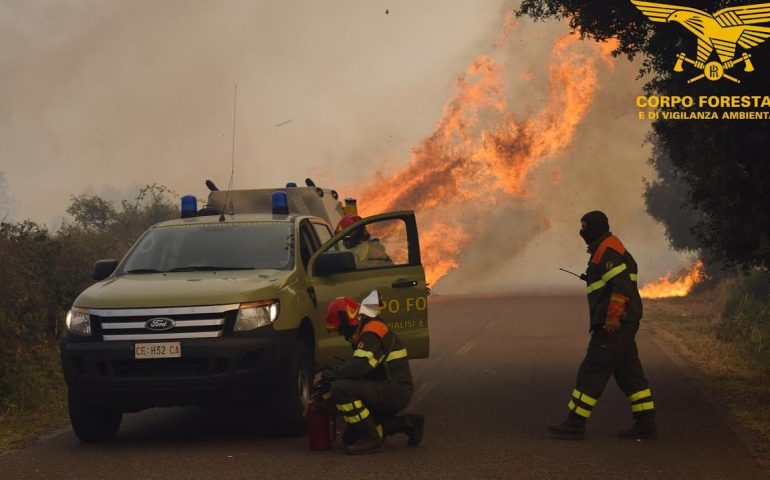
[627,388,655,413]
[568,389,598,418]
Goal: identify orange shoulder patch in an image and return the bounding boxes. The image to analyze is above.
[361,319,389,338]
[591,235,626,265]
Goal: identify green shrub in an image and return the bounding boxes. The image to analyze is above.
[0,184,178,416]
[718,270,770,369]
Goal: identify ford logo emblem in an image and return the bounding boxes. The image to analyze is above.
[145,318,175,331]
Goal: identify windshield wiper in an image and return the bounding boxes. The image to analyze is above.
[166,266,255,272]
[124,268,164,274]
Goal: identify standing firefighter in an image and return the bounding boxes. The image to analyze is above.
[549,211,656,440]
[314,290,424,455]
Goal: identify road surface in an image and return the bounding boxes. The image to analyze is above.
[1,295,766,479]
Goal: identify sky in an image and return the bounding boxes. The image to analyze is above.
[0,0,694,293]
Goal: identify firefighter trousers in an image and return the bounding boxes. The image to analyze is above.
[330,379,412,440]
[568,321,655,420]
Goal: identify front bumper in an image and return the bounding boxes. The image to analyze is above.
[61,332,297,410]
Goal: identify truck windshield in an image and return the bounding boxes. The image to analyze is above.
[119,222,293,274]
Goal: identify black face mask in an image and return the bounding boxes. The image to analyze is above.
[336,311,356,340]
[579,211,609,245]
[342,228,365,249]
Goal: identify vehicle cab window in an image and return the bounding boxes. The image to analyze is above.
[298,221,320,268]
[335,218,409,270]
[312,222,333,246]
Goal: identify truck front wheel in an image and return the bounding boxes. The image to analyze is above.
[68,390,122,442]
[272,342,311,436]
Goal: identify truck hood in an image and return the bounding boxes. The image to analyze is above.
[73,270,293,308]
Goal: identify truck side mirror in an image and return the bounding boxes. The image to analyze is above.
[92,259,119,281]
[314,251,356,276]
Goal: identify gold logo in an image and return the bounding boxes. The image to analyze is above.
[631,1,770,83]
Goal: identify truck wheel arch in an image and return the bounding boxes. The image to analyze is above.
[297,318,315,360]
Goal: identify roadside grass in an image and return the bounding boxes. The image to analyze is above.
[0,339,68,453]
[645,284,770,460]
[0,401,68,452]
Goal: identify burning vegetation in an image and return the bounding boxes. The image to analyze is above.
[639,260,705,299]
[357,15,618,285]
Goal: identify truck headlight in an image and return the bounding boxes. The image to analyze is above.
[66,307,92,336]
[234,300,280,331]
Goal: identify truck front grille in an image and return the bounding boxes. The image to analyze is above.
[91,304,239,341]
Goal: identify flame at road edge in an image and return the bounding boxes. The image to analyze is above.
[639,260,705,299]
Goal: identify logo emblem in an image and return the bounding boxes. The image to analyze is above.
[145,317,175,331]
[632,1,770,83]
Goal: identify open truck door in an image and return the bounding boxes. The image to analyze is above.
[307,211,429,366]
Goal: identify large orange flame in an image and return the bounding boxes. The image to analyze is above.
[355,20,616,285]
[639,260,705,299]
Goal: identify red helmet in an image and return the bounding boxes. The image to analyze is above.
[325,296,361,333]
[335,214,363,234]
[336,214,370,249]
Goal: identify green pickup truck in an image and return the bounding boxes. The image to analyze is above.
[61,184,430,441]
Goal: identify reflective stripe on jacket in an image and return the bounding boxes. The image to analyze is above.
[584,234,643,328]
[333,319,413,386]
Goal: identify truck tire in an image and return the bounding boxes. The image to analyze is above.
[272,341,311,436]
[68,390,122,442]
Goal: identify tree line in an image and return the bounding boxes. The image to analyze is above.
[0,185,178,412]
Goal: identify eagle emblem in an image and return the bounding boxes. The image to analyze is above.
[631,1,770,83]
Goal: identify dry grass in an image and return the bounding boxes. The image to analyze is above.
[0,402,68,452]
[646,288,770,461]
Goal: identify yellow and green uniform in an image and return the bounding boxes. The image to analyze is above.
[568,233,654,421]
[329,318,413,441]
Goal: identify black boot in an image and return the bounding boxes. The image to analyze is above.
[548,413,586,440]
[342,424,361,447]
[404,414,424,447]
[619,412,657,440]
[382,414,425,446]
[345,418,383,455]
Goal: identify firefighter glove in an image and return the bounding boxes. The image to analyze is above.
[605,293,628,334]
[313,369,336,386]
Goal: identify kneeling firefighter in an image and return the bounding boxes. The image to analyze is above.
[313,290,424,455]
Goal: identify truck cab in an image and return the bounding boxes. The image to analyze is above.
[60,184,429,441]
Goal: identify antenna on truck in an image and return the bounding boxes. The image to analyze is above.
[219,84,238,222]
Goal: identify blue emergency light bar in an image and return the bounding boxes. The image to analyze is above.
[272,191,289,215]
[286,182,297,188]
[181,195,197,218]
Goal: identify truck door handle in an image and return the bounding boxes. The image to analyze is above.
[392,279,418,289]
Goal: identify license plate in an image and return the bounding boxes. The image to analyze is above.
[134,342,181,359]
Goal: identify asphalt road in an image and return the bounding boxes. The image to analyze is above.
[1,295,767,479]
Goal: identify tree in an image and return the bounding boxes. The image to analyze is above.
[643,137,702,253]
[66,194,116,230]
[518,0,770,269]
[110,184,179,251]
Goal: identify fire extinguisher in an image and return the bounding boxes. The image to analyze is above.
[307,403,336,450]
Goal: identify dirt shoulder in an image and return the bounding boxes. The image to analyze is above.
[645,294,770,465]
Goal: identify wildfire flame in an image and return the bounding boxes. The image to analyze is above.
[354,17,617,285]
[639,260,705,299]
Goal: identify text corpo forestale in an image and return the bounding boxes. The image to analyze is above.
[636,95,770,108]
